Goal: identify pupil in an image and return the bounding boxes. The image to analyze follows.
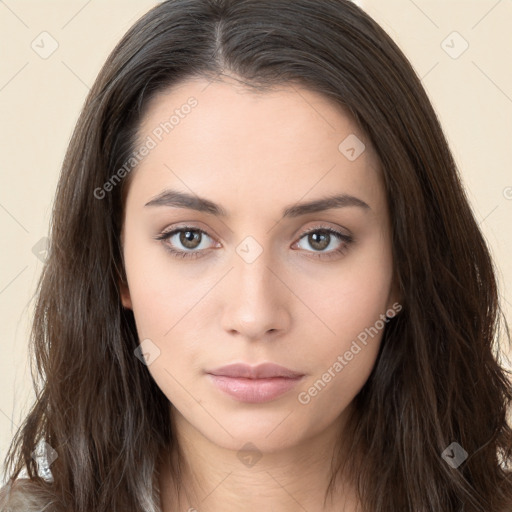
[181,230,200,249]
[310,231,329,250]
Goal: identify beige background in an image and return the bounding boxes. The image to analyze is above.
[1,0,511,478]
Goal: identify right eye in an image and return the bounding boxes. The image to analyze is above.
[154,226,218,259]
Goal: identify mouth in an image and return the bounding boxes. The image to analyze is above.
[205,362,305,403]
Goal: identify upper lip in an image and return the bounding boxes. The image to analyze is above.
[207,363,304,379]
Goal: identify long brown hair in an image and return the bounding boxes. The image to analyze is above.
[2,1,511,511]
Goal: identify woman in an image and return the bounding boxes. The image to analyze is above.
[1,0,511,511]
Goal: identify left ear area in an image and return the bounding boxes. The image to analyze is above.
[117,233,132,309]
[119,280,132,310]
[386,282,403,317]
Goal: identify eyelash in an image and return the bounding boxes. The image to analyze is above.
[153,224,354,261]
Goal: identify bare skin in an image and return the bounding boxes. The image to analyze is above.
[119,74,399,511]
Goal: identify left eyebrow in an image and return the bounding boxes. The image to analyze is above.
[144,189,371,218]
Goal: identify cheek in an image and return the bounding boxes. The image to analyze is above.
[295,281,391,415]
[122,232,210,337]
[125,261,204,407]
[299,237,393,347]
[292,237,393,399]
[122,234,212,398]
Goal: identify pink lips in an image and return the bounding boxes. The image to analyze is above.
[206,363,305,403]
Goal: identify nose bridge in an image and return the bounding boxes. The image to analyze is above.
[236,244,274,297]
[235,238,280,307]
[220,235,290,339]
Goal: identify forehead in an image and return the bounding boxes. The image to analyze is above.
[138,76,363,157]
[128,77,386,218]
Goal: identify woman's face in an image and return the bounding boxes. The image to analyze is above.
[120,76,399,453]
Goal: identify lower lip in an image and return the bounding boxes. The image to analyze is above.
[207,374,304,403]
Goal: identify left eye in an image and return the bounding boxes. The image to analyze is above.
[154,225,353,260]
[294,228,352,255]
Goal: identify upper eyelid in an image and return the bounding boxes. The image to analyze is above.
[159,222,349,235]
[158,224,351,245]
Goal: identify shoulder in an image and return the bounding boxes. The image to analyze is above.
[0,478,57,512]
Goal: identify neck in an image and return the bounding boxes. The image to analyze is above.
[158,407,360,512]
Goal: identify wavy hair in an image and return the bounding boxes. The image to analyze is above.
[2,0,512,511]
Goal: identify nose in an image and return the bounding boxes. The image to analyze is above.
[220,250,292,342]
